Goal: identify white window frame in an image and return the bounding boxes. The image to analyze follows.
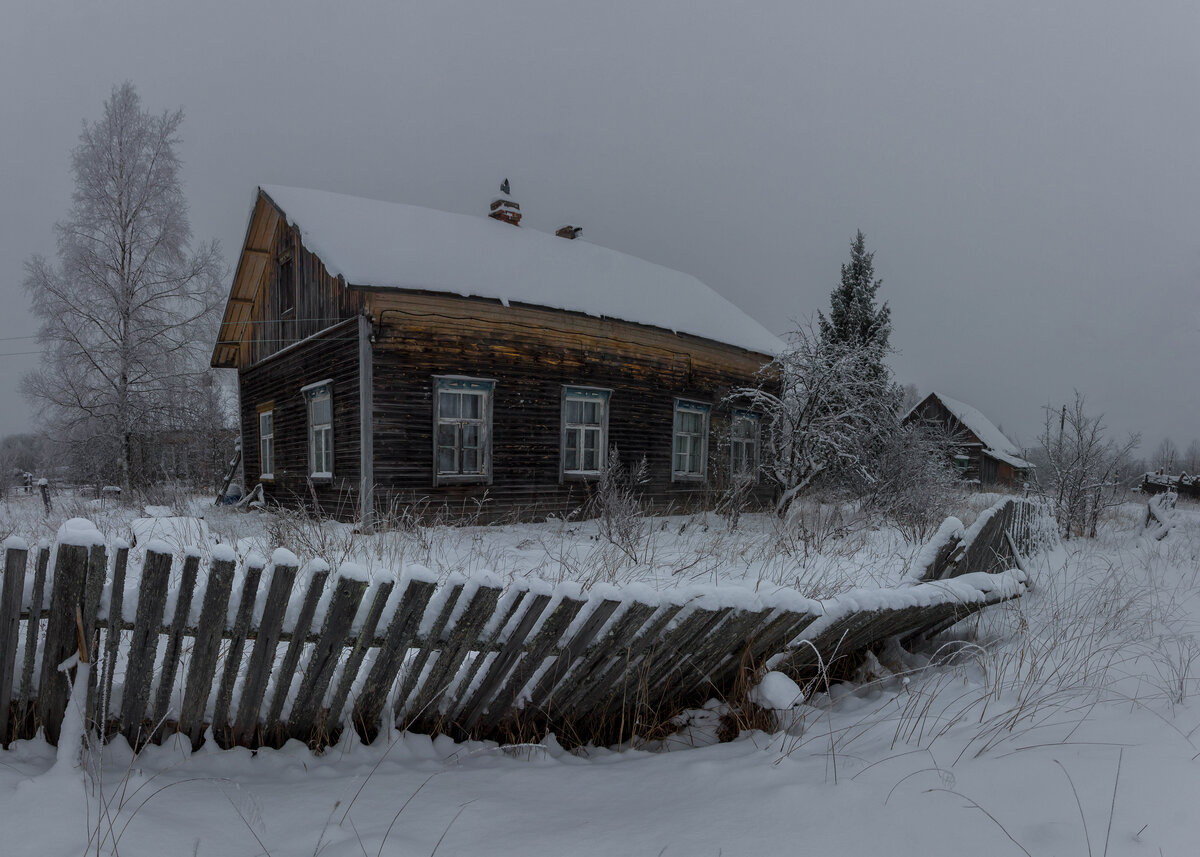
[434,376,494,485]
[560,386,611,480]
[672,399,710,482]
[258,405,275,481]
[730,410,760,481]
[302,380,333,480]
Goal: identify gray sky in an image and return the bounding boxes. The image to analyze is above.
[2,1,1197,453]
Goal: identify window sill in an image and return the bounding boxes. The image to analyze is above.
[671,473,707,483]
[259,475,275,483]
[435,473,491,486]
[309,473,333,483]
[562,470,601,482]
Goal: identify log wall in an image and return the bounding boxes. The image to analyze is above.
[239,318,362,516]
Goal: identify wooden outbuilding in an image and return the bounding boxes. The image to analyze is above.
[210,184,780,522]
[904,392,1033,488]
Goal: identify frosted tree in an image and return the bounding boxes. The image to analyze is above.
[738,321,899,515]
[1184,439,1200,475]
[1151,437,1178,473]
[22,83,224,489]
[1036,392,1139,538]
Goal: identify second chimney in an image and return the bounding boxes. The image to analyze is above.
[488,178,522,226]
[555,225,582,240]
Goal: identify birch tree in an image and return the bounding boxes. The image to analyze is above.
[22,83,224,489]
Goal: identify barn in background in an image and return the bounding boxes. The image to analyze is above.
[210,184,779,523]
[904,392,1033,488]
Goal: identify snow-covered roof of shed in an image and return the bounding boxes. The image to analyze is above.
[259,185,782,356]
[923,393,1034,469]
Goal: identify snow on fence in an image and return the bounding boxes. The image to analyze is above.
[0,498,1048,752]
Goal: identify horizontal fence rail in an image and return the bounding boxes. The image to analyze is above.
[0,498,1050,751]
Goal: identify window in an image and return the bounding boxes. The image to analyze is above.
[672,399,709,481]
[434,377,494,484]
[561,387,610,478]
[258,404,275,480]
[730,411,760,479]
[278,250,295,316]
[303,381,333,479]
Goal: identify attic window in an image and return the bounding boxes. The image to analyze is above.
[278,250,295,316]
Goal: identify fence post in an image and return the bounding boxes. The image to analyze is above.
[37,538,91,745]
[0,539,29,747]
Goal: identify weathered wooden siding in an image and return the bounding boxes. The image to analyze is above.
[213,192,365,369]
[363,290,774,520]
[239,319,362,516]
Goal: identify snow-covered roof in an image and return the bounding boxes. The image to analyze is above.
[259,185,782,356]
[918,392,1034,469]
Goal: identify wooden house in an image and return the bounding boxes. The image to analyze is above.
[210,185,780,522]
[903,392,1033,488]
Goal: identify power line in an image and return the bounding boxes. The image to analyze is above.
[0,350,44,357]
[0,334,38,342]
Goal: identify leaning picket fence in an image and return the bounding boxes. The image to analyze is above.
[0,497,1052,752]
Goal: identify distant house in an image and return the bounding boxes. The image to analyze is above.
[904,392,1033,487]
[210,184,780,522]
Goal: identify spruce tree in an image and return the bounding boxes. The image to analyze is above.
[818,230,891,356]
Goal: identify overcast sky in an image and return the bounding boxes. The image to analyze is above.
[2,1,1196,454]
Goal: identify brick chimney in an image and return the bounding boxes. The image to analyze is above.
[488,178,522,226]
[555,225,582,240]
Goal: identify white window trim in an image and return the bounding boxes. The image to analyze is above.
[304,382,334,480]
[433,376,494,486]
[258,407,275,481]
[671,399,710,482]
[730,410,760,482]
[560,386,611,480]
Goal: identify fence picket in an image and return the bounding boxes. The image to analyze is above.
[263,566,329,730]
[492,596,587,724]
[326,579,394,730]
[98,545,129,732]
[287,572,368,740]
[212,559,264,745]
[457,591,552,731]
[680,606,774,693]
[558,601,664,719]
[394,582,465,724]
[151,552,200,740]
[180,554,236,748]
[525,598,622,720]
[406,582,503,733]
[120,548,173,747]
[233,558,299,746]
[440,589,529,725]
[636,607,727,706]
[351,576,437,741]
[18,546,49,720]
[0,543,27,747]
[81,544,107,729]
[38,542,90,745]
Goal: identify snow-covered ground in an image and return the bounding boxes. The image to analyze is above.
[2,494,1198,856]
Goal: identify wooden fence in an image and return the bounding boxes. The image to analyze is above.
[0,497,1050,752]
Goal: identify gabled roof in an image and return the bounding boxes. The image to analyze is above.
[256,185,782,356]
[908,392,1034,470]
